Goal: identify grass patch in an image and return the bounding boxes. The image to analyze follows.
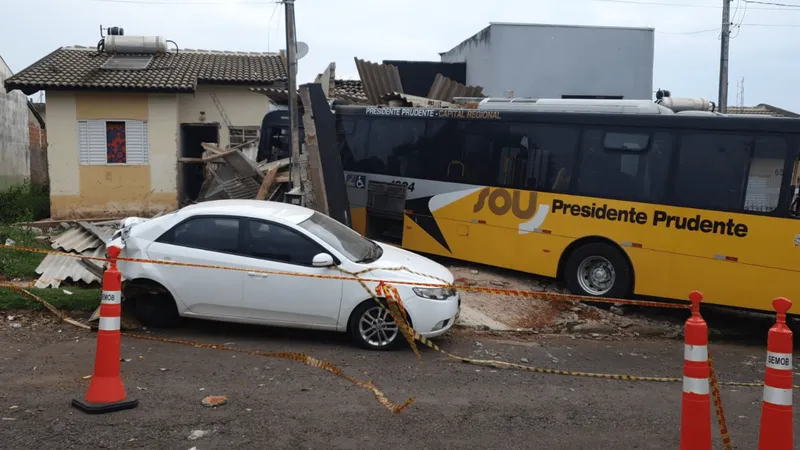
[0,286,100,310]
[0,225,47,279]
[0,181,50,224]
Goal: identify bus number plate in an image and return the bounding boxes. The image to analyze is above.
[391,180,415,192]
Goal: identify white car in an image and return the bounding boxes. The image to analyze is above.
[109,200,460,350]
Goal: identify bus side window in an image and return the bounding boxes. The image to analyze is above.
[576,129,671,203]
[790,154,800,217]
[672,132,751,211]
[743,136,787,214]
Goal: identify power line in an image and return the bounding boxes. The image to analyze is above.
[90,0,276,4]
[742,0,800,7]
[87,0,800,10]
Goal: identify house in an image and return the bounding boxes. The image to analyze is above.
[439,22,655,100]
[4,36,287,219]
[1,54,44,191]
[725,104,799,118]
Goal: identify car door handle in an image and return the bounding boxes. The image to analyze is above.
[247,272,268,278]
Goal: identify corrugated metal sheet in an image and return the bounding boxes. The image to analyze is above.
[34,246,107,289]
[51,227,100,253]
[427,73,484,103]
[50,222,115,252]
[354,58,403,105]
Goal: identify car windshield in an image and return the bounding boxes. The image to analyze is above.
[298,212,381,263]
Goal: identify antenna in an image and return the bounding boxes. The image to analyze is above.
[736,77,744,107]
[295,41,309,60]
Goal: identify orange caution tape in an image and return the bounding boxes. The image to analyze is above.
[2,244,689,311]
[708,352,733,450]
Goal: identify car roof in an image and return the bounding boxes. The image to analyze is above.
[179,200,315,225]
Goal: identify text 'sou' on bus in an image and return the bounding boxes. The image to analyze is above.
[329,96,800,314]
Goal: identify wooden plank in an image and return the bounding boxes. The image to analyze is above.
[255,166,280,201]
[179,149,238,164]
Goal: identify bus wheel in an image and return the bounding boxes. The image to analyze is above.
[564,243,631,299]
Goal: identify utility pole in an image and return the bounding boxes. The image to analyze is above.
[718,0,732,113]
[284,0,301,191]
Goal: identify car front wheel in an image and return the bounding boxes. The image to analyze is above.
[349,301,403,351]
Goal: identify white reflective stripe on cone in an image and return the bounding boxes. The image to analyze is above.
[763,386,793,406]
[766,352,793,371]
[100,291,122,305]
[684,344,708,362]
[683,376,710,395]
[99,317,121,331]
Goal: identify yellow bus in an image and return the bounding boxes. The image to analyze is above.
[334,100,800,312]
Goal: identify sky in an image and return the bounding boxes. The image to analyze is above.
[1,0,799,110]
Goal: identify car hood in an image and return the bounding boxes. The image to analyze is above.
[359,242,454,286]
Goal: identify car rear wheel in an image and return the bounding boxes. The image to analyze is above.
[131,291,181,328]
[564,242,632,299]
[349,301,403,351]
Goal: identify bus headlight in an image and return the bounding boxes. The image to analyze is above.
[413,287,456,300]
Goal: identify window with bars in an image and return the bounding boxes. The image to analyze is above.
[78,120,149,165]
[229,126,259,147]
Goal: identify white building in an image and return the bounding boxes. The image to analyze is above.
[440,22,655,100]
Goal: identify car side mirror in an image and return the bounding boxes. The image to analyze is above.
[312,253,335,268]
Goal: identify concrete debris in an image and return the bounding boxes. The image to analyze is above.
[10,323,22,329]
[185,143,293,204]
[610,306,626,316]
[188,430,210,441]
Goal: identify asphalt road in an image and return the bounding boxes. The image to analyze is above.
[1,316,798,450]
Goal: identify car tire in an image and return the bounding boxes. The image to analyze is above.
[349,300,405,351]
[132,293,181,328]
[564,242,632,299]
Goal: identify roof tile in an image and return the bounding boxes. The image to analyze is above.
[4,47,287,95]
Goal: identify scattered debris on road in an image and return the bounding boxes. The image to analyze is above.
[201,395,228,407]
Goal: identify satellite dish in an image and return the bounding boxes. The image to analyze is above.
[296,41,309,60]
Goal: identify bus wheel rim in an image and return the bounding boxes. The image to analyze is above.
[577,256,615,296]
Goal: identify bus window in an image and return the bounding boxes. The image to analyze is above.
[672,132,752,211]
[743,136,787,213]
[576,129,672,203]
[338,116,370,171]
[504,123,579,193]
[367,118,426,177]
[789,152,800,217]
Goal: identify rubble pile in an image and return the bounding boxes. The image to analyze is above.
[187,143,293,203]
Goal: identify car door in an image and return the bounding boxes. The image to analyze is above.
[238,218,344,328]
[145,215,247,318]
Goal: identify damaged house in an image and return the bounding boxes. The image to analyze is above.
[3,28,288,219]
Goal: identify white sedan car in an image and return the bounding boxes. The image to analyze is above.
[109,200,460,350]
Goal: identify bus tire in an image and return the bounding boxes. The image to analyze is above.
[564,243,632,299]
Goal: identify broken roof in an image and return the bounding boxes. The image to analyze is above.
[4,46,287,95]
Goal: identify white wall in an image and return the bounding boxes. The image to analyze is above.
[441,23,655,100]
[178,84,274,147]
[148,93,180,194]
[0,55,30,190]
[45,91,79,195]
[440,26,498,96]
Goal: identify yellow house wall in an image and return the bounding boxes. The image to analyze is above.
[49,92,178,218]
[48,85,272,219]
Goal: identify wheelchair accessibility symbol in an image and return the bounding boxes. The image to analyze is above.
[346,174,366,189]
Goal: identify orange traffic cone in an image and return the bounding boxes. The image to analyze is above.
[679,291,712,450]
[757,297,793,450]
[72,246,138,414]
